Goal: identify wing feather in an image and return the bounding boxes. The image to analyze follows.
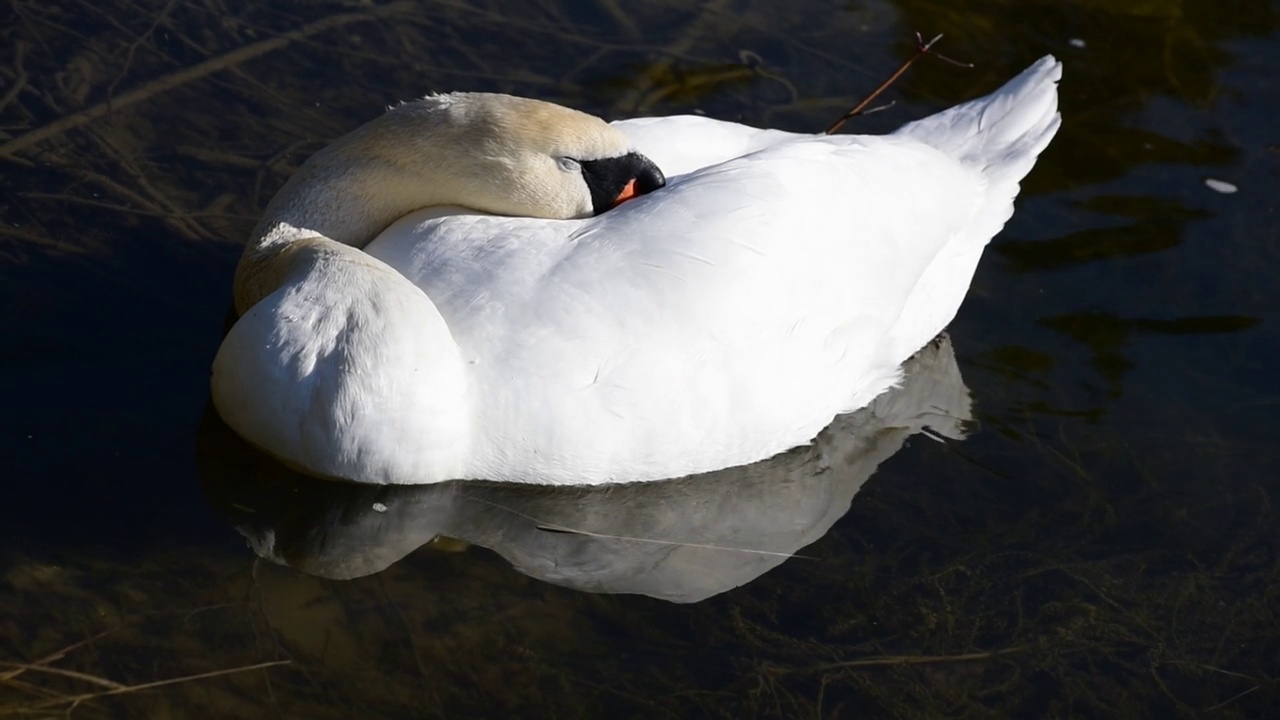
[366,127,984,481]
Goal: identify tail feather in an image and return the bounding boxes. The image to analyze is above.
[884,56,1062,363]
[893,55,1062,191]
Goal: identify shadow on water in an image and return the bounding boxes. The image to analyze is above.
[2,0,1279,716]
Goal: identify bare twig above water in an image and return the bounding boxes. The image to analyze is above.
[824,33,972,135]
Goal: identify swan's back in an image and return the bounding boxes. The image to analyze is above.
[612,56,1062,363]
[365,57,1061,485]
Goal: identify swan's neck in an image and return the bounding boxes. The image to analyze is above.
[233,148,452,314]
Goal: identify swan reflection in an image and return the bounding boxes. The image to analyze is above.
[199,335,970,603]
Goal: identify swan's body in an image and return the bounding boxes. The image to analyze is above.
[212,57,1062,486]
[208,334,972,602]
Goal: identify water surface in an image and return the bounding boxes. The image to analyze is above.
[2,0,1278,716]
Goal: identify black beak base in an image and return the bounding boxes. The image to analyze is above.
[580,152,667,216]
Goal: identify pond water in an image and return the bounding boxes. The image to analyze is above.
[2,0,1278,717]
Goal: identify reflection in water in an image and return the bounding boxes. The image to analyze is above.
[995,196,1212,272]
[200,335,971,603]
[1041,311,1262,400]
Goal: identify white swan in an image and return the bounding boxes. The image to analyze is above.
[205,334,972,602]
[212,56,1062,486]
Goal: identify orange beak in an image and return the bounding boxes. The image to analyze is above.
[609,178,639,209]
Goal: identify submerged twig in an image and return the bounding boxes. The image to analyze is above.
[613,0,732,114]
[0,628,289,715]
[1204,685,1260,712]
[767,646,1027,675]
[105,0,180,102]
[0,631,111,684]
[0,41,29,114]
[824,33,973,135]
[0,660,291,714]
[0,661,126,690]
[0,3,414,158]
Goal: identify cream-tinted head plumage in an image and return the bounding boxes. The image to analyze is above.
[233,92,665,313]
[331,92,644,220]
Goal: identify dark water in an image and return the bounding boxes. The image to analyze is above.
[2,0,1278,717]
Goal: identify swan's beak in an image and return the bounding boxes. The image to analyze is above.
[581,152,666,215]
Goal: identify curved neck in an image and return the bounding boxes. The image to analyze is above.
[228,93,633,315]
[232,143,453,315]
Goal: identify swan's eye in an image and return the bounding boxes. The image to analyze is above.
[556,156,581,173]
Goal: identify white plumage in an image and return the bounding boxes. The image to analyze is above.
[212,56,1062,486]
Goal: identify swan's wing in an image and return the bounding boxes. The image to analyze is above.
[610,115,803,178]
[366,131,986,482]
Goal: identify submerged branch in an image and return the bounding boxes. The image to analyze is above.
[0,660,291,714]
[0,3,414,159]
[767,646,1028,675]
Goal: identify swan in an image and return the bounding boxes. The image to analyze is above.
[203,334,971,602]
[211,56,1062,486]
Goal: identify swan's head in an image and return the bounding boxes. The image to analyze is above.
[343,92,666,220]
[238,92,666,314]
